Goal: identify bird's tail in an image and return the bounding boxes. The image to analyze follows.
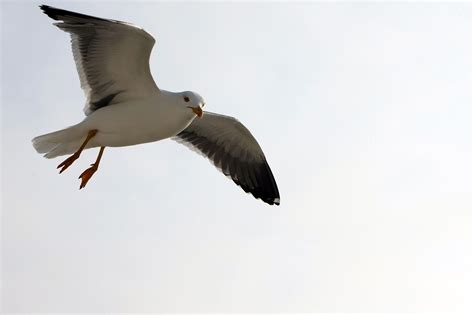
[32,124,87,158]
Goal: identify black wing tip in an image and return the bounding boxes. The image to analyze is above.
[39,4,112,23]
[256,160,280,206]
[39,4,64,20]
[233,160,280,206]
[258,194,280,206]
[263,197,280,206]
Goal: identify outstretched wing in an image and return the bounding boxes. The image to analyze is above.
[40,5,159,115]
[173,112,280,205]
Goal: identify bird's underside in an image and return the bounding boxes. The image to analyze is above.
[33,4,280,205]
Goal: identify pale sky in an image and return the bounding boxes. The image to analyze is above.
[1,1,472,313]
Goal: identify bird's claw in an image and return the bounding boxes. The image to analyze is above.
[57,153,80,174]
[79,164,98,189]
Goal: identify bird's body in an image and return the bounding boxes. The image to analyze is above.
[36,90,201,157]
[86,91,197,147]
[33,4,280,205]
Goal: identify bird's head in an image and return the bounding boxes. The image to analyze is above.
[181,91,205,118]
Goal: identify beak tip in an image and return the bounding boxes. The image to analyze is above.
[191,106,203,118]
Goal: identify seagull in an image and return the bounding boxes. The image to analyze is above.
[32,5,280,205]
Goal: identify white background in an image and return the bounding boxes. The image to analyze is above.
[1,1,472,313]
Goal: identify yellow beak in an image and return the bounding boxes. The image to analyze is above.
[189,106,203,118]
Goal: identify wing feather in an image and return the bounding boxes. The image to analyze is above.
[173,112,280,205]
[40,5,159,115]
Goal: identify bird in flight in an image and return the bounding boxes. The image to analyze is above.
[32,5,280,205]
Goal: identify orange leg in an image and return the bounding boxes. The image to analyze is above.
[57,129,98,174]
[78,146,105,189]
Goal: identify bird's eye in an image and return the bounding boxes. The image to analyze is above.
[184,96,190,102]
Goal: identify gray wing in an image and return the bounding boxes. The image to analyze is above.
[173,112,280,206]
[40,5,159,115]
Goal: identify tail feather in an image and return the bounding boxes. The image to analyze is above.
[32,124,86,159]
[43,140,84,158]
